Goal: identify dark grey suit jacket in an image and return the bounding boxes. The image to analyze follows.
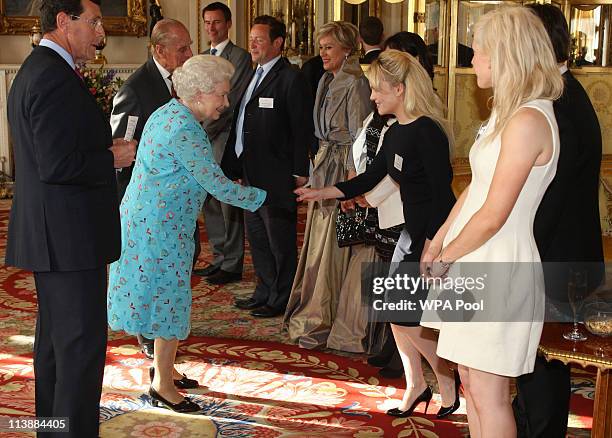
[110,56,171,199]
[202,41,252,163]
[6,46,120,271]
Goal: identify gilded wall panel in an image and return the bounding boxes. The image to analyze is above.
[452,73,492,158]
[575,74,612,154]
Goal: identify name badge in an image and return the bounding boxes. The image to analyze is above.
[394,154,403,171]
[259,97,274,109]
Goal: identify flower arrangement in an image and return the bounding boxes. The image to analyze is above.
[75,66,124,118]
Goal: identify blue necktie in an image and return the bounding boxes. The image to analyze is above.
[235,66,264,157]
[210,48,217,56]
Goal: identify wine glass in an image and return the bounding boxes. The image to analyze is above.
[563,269,588,341]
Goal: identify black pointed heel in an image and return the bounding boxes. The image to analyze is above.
[436,369,461,419]
[386,386,433,417]
[148,386,201,413]
[149,366,199,389]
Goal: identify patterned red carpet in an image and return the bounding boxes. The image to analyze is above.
[0,200,595,437]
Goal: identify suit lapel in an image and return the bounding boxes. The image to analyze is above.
[220,41,233,60]
[145,57,171,101]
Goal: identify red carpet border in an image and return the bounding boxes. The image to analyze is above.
[0,199,595,437]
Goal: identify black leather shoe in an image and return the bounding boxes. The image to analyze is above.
[141,343,154,359]
[368,353,391,368]
[436,369,461,419]
[137,334,154,359]
[149,367,199,389]
[379,366,404,379]
[234,297,263,310]
[387,386,433,417]
[148,387,201,413]
[193,264,220,277]
[250,305,284,318]
[207,270,242,285]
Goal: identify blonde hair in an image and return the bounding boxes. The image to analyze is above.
[369,49,454,150]
[316,21,360,55]
[473,6,563,141]
[172,55,234,101]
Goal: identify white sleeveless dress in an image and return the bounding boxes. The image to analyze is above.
[421,99,559,377]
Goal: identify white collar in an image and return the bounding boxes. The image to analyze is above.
[211,38,230,55]
[39,38,76,70]
[258,55,281,76]
[559,63,568,75]
[153,56,172,82]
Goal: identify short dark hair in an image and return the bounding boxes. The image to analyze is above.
[527,4,570,63]
[384,31,434,80]
[40,0,101,34]
[202,2,231,22]
[359,16,383,46]
[253,15,286,48]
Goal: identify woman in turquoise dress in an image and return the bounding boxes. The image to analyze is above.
[108,55,266,413]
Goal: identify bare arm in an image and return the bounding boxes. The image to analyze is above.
[421,184,470,264]
[436,108,553,263]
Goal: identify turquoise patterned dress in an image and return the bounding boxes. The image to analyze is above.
[108,99,266,340]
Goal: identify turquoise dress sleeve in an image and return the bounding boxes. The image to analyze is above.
[172,116,266,212]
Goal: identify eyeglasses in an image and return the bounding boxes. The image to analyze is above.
[70,15,104,29]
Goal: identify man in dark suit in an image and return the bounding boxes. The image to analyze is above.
[6,1,135,436]
[222,15,312,318]
[197,2,252,285]
[111,19,192,200]
[513,5,604,437]
[359,16,383,64]
[110,18,192,360]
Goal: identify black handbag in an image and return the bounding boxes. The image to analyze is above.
[335,205,367,248]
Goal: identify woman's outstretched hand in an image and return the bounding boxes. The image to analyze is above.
[294,186,344,203]
[295,187,323,202]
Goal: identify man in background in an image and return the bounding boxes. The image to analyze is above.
[196,2,252,285]
[110,18,193,359]
[223,15,312,318]
[514,5,604,437]
[7,1,135,435]
[359,16,383,64]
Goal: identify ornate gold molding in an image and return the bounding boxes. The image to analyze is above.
[538,345,612,371]
[0,0,147,36]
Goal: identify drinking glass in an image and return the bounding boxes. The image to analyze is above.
[563,269,588,341]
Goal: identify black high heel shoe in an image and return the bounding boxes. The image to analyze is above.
[149,366,199,389]
[436,369,461,419]
[386,386,433,417]
[148,386,201,413]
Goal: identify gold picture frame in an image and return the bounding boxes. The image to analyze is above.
[0,0,147,36]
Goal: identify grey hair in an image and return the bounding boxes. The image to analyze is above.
[316,21,360,55]
[150,18,188,55]
[172,55,235,101]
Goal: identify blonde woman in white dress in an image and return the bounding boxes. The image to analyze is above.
[420,7,564,437]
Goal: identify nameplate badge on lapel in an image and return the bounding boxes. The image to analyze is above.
[394,154,403,171]
[259,97,274,109]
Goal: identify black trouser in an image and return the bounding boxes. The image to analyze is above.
[244,205,297,311]
[33,267,108,438]
[513,356,571,438]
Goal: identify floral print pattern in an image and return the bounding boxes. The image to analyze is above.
[107,100,266,340]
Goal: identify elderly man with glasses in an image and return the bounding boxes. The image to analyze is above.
[6,1,135,436]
